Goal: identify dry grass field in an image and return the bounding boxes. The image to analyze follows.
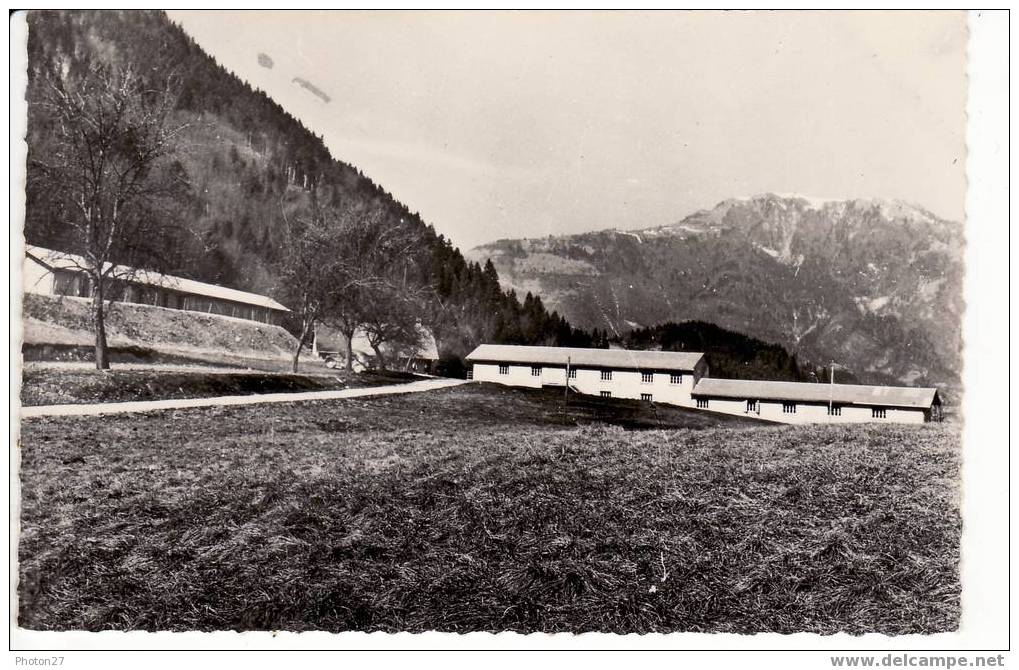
[16,384,960,634]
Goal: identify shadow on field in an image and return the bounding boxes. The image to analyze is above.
[462,383,764,430]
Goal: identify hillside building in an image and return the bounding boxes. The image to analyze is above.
[465,344,709,407]
[465,343,943,424]
[23,245,289,326]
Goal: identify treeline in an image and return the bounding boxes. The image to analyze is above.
[23,10,600,372]
[617,321,859,384]
[424,242,598,372]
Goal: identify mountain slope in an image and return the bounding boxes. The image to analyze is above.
[24,10,406,292]
[467,194,964,385]
[21,10,595,365]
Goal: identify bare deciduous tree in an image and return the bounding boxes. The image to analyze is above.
[360,287,425,370]
[31,65,189,370]
[276,202,418,373]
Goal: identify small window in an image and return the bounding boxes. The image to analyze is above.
[568,368,577,379]
[531,366,541,377]
[746,399,758,413]
[670,373,683,384]
[466,369,474,380]
[782,402,796,414]
[696,398,709,409]
[828,405,842,416]
[872,407,886,419]
[641,372,654,384]
[641,393,653,402]
[600,391,611,398]
[53,271,81,296]
[601,370,612,381]
[498,364,509,375]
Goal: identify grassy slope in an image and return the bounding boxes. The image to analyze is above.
[22,294,299,368]
[17,385,960,633]
[19,366,419,406]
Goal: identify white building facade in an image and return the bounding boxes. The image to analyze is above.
[690,378,942,425]
[23,245,290,325]
[466,343,943,425]
[465,344,708,407]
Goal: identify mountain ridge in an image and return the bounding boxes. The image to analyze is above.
[467,193,964,386]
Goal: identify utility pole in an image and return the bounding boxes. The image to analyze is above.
[564,356,571,423]
[829,359,835,416]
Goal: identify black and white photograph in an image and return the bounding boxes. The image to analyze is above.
[8,6,1010,661]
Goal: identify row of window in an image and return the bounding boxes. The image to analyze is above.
[695,398,888,418]
[499,365,682,384]
[601,391,656,402]
[51,270,280,324]
[493,364,893,418]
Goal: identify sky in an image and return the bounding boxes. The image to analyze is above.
[170,10,968,251]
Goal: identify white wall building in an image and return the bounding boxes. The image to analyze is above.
[23,245,290,325]
[466,343,943,425]
[690,378,942,424]
[465,344,708,407]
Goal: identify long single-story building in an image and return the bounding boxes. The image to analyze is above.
[466,343,943,424]
[465,344,709,407]
[23,244,290,326]
[690,378,942,424]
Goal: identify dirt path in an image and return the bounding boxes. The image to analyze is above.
[20,378,471,419]
[23,361,299,374]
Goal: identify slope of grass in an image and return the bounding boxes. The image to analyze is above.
[22,293,299,367]
[17,385,959,634]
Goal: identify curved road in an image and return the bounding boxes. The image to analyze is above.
[20,377,472,419]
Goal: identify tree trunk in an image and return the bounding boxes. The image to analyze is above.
[370,342,385,370]
[292,318,312,373]
[343,328,355,372]
[91,278,110,371]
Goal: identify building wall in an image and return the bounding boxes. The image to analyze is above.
[23,257,55,295]
[22,259,284,325]
[179,294,282,325]
[471,362,698,406]
[471,357,930,425]
[570,367,697,406]
[693,396,928,424]
[472,362,543,388]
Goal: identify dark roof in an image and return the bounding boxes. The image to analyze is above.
[465,344,704,371]
[691,378,939,409]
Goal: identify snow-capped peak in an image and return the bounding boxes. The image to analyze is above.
[732,192,835,210]
[768,192,835,209]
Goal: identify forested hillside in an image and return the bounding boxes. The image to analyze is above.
[617,321,858,384]
[22,10,594,369]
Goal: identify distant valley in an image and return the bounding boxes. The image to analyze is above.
[467,194,964,385]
